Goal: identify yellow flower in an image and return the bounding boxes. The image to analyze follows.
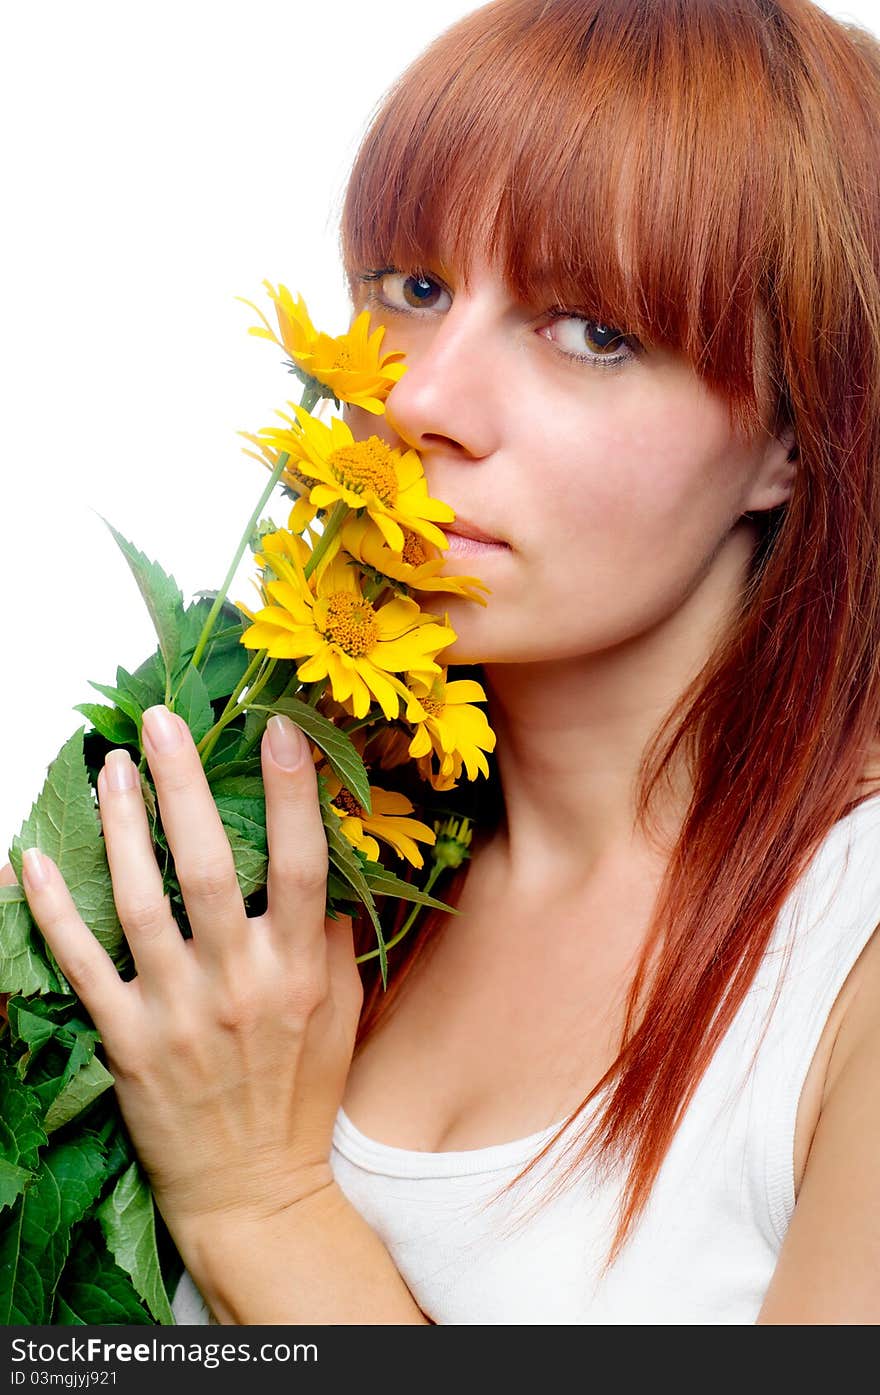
[363,723,414,772]
[322,769,437,869]
[339,512,491,607]
[237,282,406,414]
[251,407,454,553]
[405,668,496,782]
[417,754,465,793]
[238,542,455,721]
[238,430,314,504]
[239,520,334,603]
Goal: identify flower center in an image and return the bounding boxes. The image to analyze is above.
[327,437,398,504]
[323,591,379,655]
[401,528,427,567]
[283,463,313,493]
[334,788,365,818]
[418,676,446,717]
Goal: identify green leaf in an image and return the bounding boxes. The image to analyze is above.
[224,826,267,899]
[96,1162,174,1325]
[212,774,267,853]
[6,998,70,1065]
[117,655,166,716]
[326,869,362,912]
[251,696,373,813]
[101,519,185,688]
[0,1159,33,1211]
[6,998,100,1104]
[361,862,460,916]
[54,1223,154,1325]
[0,1066,47,1181]
[6,994,94,1054]
[84,681,143,730]
[202,727,251,775]
[205,747,259,781]
[176,600,250,701]
[90,1112,133,1184]
[72,703,139,746]
[0,1133,107,1323]
[240,664,297,750]
[44,1055,115,1135]
[0,885,62,995]
[30,1027,98,1118]
[8,728,128,970]
[171,665,214,745]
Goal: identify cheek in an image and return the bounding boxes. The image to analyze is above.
[530,393,745,552]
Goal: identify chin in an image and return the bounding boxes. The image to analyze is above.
[436,629,482,666]
[432,595,519,667]
[438,629,500,667]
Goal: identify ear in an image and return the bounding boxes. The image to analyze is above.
[742,426,798,513]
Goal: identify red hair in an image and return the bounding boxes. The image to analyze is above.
[340,0,880,1273]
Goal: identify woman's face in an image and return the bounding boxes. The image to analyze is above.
[344,256,794,666]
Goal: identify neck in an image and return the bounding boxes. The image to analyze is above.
[475,521,757,901]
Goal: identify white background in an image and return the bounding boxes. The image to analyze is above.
[0,0,876,847]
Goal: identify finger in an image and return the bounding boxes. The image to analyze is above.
[324,911,364,1022]
[97,750,185,981]
[261,714,330,955]
[141,704,246,956]
[19,848,124,1026]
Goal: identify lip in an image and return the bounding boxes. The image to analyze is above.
[440,516,508,547]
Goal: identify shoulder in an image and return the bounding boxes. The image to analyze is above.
[757,917,880,1322]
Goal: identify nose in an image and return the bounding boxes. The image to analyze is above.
[381,296,503,463]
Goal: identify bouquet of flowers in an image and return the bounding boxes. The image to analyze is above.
[0,283,496,1323]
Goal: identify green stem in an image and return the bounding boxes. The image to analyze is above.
[303,500,349,581]
[342,713,386,736]
[235,656,278,716]
[196,656,278,764]
[185,383,322,684]
[194,646,266,763]
[188,451,290,677]
[354,863,444,965]
[226,648,267,714]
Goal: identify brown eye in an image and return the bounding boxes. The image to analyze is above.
[364,270,453,315]
[539,312,637,369]
[401,274,446,309]
[582,322,627,354]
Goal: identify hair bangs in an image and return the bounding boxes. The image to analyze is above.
[341,0,792,442]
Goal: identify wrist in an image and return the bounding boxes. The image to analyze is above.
[169,1161,337,1262]
[169,1172,428,1325]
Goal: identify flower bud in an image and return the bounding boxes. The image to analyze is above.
[430,815,474,870]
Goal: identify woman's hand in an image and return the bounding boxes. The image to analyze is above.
[4,704,364,1240]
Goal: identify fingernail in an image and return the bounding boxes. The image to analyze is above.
[22,847,48,889]
[266,713,306,770]
[142,704,184,754]
[105,748,137,792]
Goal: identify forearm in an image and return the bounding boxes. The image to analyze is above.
[175,1179,432,1325]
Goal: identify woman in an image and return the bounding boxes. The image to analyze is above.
[7,0,880,1323]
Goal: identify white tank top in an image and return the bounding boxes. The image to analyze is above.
[171,790,880,1325]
